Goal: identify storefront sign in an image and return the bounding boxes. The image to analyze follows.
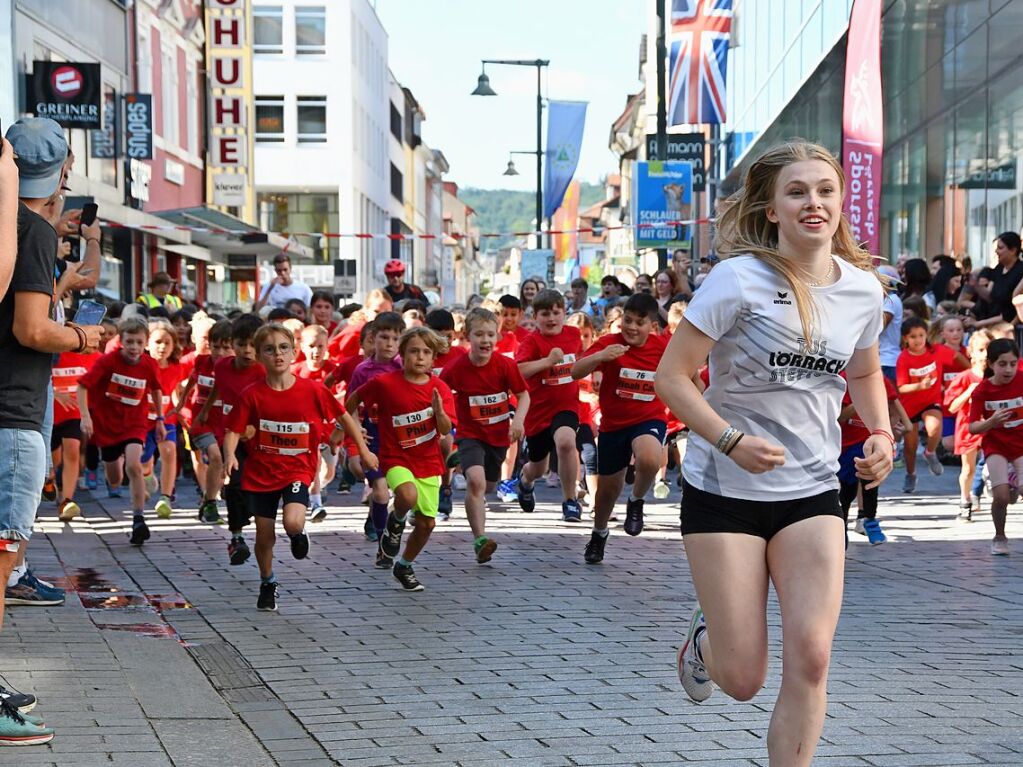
[31,61,102,128]
[959,161,1017,190]
[213,173,245,206]
[208,0,251,211]
[645,133,706,191]
[632,161,693,249]
[90,91,117,159]
[125,93,153,160]
[128,159,151,203]
[841,0,883,256]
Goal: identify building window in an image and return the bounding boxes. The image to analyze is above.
[186,60,198,154]
[295,6,326,55]
[254,5,284,54]
[161,46,179,147]
[390,103,402,141]
[255,95,285,142]
[390,162,403,202]
[297,96,327,142]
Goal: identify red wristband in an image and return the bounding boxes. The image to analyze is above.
[870,429,896,448]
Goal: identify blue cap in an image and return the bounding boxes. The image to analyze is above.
[6,118,68,199]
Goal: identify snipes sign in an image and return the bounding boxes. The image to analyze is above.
[30,62,102,128]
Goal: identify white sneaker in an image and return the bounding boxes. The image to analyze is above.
[143,473,158,498]
[923,450,943,476]
[853,517,866,535]
[452,474,467,491]
[653,480,670,499]
[544,473,559,488]
[991,537,1009,556]
[677,606,714,703]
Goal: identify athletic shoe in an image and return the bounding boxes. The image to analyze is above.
[58,500,80,522]
[958,502,973,522]
[863,518,887,545]
[517,483,536,513]
[562,498,582,522]
[360,486,371,505]
[392,562,424,592]
[106,480,122,499]
[25,570,60,593]
[437,487,453,520]
[474,537,497,564]
[991,537,1010,556]
[498,478,518,503]
[374,548,393,569]
[40,479,56,503]
[853,517,866,535]
[155,495,173,519]
[257,581,278,612]
[0,699,54,746]
[289,532,310,560]
[129,520,150,546]
[653,480,670,499]
[5,572,64,607]
[199,500,223,524]
[677,606,714,703]
[363,514,378,542]
[85,470,98,490]
[0,685,36,714]
[584,531,607,564]
[310,506,328,523]
[903,473,916,494]
[452,473,467,491]
[624,497,644,536]
[228,536,251,566]
[923,450,943,476]
[143,473,158,498]
[379,510,407,558]
[544,472,559,488]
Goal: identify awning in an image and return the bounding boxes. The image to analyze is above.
[156,206,315,260]
[161,243,212,262]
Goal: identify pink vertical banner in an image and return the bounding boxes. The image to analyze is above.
[841,0,883,256]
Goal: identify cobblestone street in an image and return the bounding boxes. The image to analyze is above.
[3,466,1022,766]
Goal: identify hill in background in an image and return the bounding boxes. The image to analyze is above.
[461,181,606,253]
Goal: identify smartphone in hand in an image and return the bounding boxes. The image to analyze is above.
[80,202,98,228]
[74,298,107,326]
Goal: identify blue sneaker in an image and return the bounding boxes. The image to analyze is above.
[85,469,98,490]
[498,478,518,504]
[106,480,122,499]
[5,571,65,606]
[562,498,582,522]
[863,518,887,546]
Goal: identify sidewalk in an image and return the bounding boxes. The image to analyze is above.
[2,463,1022,766]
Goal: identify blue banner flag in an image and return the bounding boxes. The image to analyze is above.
[543,100,587,220]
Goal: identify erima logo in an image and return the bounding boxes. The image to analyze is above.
[773,291,791,305]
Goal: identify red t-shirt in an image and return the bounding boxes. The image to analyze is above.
[227,377,345,492]
[581,332,669,432]
[839,374,899,448]
[515,325,582,436]
[148,361,186,427]
[333,352,364,400]
[327,320,365,362]
[440,353,526,446]
[969,371,1023,460]
[432,344,468,377]
[897,345,949,418]
[577,373,599,430]
[212,357,266,441]
[291,359,337,387]
[182,354,218,431]
[945,369,983,455]
[52,351,99,425]
[357,370,455,477]
[939,344,969,416]
[79,351,163,446]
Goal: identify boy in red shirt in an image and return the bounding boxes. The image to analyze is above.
[425,309,468,518]
[441,308,529,563]
[495,295,528,358]
[225,324,375,611]
[198,315,266,564]
[572,294,668,562]
[514,290,583,521]
[50,348,99,521]
[896,317,947,491]
[141,320,185,519]
[945,331,990,520]
[346,328,456,591]
[292,324,338,520]
[77,317,165,545]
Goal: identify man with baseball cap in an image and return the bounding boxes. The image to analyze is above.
[383,259,429,306]
[0,117,102,746]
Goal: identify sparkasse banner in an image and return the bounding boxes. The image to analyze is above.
[30,61,102,128]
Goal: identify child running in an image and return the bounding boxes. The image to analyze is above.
[224,324,375,611]
[140,319,185,519]
[50,346,99,521]
[441,308,529,563]
[945,330,990,521]
[968,337,1023,556]
[896,316,948,491]
[425,309,468,519]
[934,315,970,455]
[572,293,668,563]
[346,327,456,591]
[291,324,338,521]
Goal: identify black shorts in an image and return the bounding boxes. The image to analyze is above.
[597,419,667,476]
[680,479,842,540]
[246,482,310,520]
[525,410,579,463]
[51,420,82,451]
[456,438,507,483]
[908,405,941,424]
[100,438,144,463]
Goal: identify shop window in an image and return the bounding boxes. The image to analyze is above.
[256,95,285,142]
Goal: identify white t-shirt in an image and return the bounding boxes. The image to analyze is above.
[878,291,903,367]
[259,280,313,310]
[681,255,883,501]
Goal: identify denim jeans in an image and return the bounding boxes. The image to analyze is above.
[0,428,47,546]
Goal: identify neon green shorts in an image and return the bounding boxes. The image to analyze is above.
[385,467,441,518]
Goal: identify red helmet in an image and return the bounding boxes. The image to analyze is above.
[384,259,406,276]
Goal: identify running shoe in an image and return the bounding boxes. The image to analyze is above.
[0,685,35,714]
[40,479,56,503]
[310,506,328,523]
[289,532,310,560]
[474,537,497,564]
[624,497,644,536]
[437,486,453,520]
[677,606,714,703]
[0,699,54,746]
[902,473,916,494]
[363,514,378,542]
[106,480,122,499]
[862,518,887,545]
[85,470,98,490]
[544,472,559,488]
[498,478,519,503]
[199,500,223,524]
[374,548,393,569]
[584,530,607,564]
[128,520,150,546]
[58,500,80,522]
[143,473,158,499]
[392,562,424,592]
[5,572,64,607]
[958,502,973,522]
[379,510,407,558]
[853,517,866,535]
[517,482,536,513]
[360,486,371,505]
[453,473,467,491]
[257,581,278,612]
[653,480,670,499]
[228,536,251,566]
[562,498,582,523]
[991,537,1010,556]
[155,495,173,519]
[923,450,943,476]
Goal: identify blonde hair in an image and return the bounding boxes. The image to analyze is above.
[253,323,294,352]
[399,326,448,358]
[716,139,878,340]
[300,324,328,343]
[565,311,596,333]
[464,307,499,335]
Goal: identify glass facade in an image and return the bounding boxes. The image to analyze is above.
[257,192,338,264]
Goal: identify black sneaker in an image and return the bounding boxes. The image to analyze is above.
[257,581,278,611]
[437,487,453,520]
[392,562,424,592]
[517,483,536,513]
[199,500,223,524]
[228,536,251,566]
[129,521,150,546]
[584,530,608,564]
[562,498,582,522]
[289,532,310,560]
[379,511,406,558]
[624,497,645,536]
[310,506,328,523]
[0,684,36,713]
[374,548,393,569]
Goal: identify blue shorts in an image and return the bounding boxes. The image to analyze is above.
[597,419,667,476]
[942,415,956,438]
[837,442,865,486]
[141,423,178,463]
[0,428,47,544]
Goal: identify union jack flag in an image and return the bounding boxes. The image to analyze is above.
[667,0,733,126]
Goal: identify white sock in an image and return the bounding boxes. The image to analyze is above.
[7,564,27,588]
[310,493,322,508]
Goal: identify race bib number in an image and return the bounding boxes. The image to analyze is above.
[257,419,311,455]
[106,373,147,406]
[542,354,577,386]
[195,374,214,406]
[392,406,437,449]
[469,392,511,424]
[943,371,959,385]
[148,394,172,420]
[53,366,87,394]
[616,367,657,402]
[909,362,936,378]
[986,397,1023,428]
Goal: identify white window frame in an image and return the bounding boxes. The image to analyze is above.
[253,5,284,54]
[161,44,179,148]
[295,6,326,55]
[297,95,327,143]
[186,58,198,155]
[255,95,286,143]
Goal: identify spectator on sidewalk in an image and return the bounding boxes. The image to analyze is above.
[256,253,313,311]
[137,272,183,312]
[383,260,429,306]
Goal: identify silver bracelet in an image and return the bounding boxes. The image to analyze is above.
[715,426,738,453]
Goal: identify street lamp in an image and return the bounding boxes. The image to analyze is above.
[503,150,537,177]
[471,59,549,247]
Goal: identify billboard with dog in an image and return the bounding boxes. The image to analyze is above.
[632,161,693,249]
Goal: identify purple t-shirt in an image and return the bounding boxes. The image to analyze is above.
[349,356,402,397]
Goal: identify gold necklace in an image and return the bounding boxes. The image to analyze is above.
[804,258,836,288]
